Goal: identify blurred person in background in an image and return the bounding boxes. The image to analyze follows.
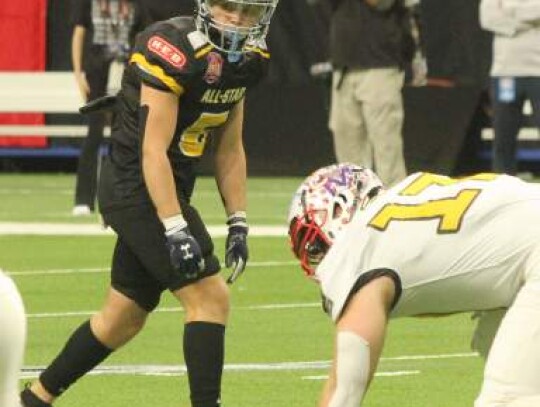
[327,0,414,186]
[0,270,26,407]
[137,0,196,25]
[71,0,143,216]
[480,0,540,175]
[288,163,540,407]
[20,1,279,407]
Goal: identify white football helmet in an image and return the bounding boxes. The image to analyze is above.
[195,0,279,57]
[288,163,384,277]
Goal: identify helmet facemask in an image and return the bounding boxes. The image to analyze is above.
[196,0,278,60]
[289,198,332,278]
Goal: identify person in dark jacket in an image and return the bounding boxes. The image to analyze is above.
[328,0,412,186]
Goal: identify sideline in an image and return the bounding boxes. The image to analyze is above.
[21,353,479,378]
[0,222,287,236]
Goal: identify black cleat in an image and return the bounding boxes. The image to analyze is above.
[20,386,52,407]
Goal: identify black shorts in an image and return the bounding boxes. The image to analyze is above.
[102,203,221,312]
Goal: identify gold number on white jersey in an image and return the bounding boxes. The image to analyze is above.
[179,111,229,157]
[368,173,498,233]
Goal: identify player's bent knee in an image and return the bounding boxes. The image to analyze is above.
[91,310,147,349]
[177,275,230,323]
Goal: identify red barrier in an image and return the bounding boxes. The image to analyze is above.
[0,0,47,147]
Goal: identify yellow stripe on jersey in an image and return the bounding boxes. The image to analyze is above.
[195,45,213,59]
[245,46,270,59]
[130,52,184,96]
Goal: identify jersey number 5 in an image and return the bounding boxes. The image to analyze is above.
[368,173,497,234]
[179,111,229,157]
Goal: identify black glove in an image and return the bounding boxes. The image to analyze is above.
[225,212,249,284]
[164,215,205,278]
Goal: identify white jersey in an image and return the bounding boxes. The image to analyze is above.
[316,172,540,322]
[0,270,26,407]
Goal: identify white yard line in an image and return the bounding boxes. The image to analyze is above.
[26,302,322,319]
[302,370,421,380]
[20,354,477,379]
[17,360,458,379]
[7,260,298,277]
[0,223,287,236]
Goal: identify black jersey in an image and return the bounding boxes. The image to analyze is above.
[100,16,269,212]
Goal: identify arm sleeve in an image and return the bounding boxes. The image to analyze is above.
[328,332,370,407]
[501,0,540,23]
[71,0,92,28]
[480,0,533,36]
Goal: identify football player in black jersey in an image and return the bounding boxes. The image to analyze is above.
[21,1,279,407]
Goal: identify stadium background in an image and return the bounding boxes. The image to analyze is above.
[0,0,501,176]
[0,2,529,406]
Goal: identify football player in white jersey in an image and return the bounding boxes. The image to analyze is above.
[288,163,540,407]
[0,269,26,407]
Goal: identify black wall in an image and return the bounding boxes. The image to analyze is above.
[43,0,492,176]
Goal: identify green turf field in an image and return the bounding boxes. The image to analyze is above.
[0,174,485,407]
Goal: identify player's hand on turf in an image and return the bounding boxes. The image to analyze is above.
[164,215,205,277]
[225,212,249,284]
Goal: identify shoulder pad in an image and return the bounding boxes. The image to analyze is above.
[245,38,270,59]
[129,18,208,95]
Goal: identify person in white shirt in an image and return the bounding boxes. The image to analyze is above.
[288,163,540,407]
[0,270,26,407]
[480,0,540,175]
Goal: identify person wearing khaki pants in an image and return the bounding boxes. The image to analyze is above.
[330,67,406,186]
[327,0,413,186]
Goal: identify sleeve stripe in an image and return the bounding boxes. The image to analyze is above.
[195,44,214,59]
[245,46,270,59]
[129,52,184,96]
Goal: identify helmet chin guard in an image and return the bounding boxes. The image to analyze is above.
[195,0,279,58]
[288,163,384,278]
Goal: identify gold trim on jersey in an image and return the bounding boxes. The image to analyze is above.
[195,45,214,59]
[245,46,270,59]
[130,52,184,96]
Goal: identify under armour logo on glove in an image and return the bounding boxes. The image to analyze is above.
[225,211,249,284]
[180,244,194,260]
[163,214,205,277]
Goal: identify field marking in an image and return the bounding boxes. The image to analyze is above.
[0,189,294,197]
[302,370,421,380]
[19,363,424,379]
[26,302,321,319]
[20,352,478,379]
[382,352,477,361]
[0,223,287,236]
[7,260,298,277]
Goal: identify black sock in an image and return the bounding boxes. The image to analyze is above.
[183,321,225,407]
[39,320,113,396]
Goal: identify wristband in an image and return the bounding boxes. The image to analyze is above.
[162,214,187,235]
[227,211,248,228]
